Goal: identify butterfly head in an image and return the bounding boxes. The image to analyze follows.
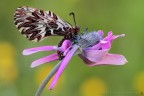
[73,26,80,35]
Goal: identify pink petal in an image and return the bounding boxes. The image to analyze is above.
[49,45,79,90]
[112,34,125,40]
[88,32,125,50]
[31,53,59,68]
[97,30,104,37]
[100,41,111,49]
[23,40,72,55]
[80,53,127,66]
[54,40,72,52]
[23,46,57,55]
[61,40,72,50]
[96,53,128,65]
[63,46,72,56]
[104,31,125,41]
[82,49,109,62]
[87,42,101,50]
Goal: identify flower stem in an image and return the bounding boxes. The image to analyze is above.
[35,62,61,96]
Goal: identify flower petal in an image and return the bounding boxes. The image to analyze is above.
[82,49,109,62]
[96,53,128,65]
[23,40,72,55]
[112,34,125,40]
[63,46,72,56]
[49,45,79,90]
[54,40,72,52]
[97,30,104,37]
[87,32,125,50]
[31,53,59,68]
[100,40,111,49]
[23,46,57,55]
[80,53,127,66]
[103,31,113,41]
[61,40,72,50]
[104,31,125,41]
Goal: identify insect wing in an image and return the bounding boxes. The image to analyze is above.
[14,6,72,41]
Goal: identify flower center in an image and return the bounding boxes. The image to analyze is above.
[74,31,103,48]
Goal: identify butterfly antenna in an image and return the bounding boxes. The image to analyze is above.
[69,12,77,27]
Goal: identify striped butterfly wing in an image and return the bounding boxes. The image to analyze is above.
[14,6,73,41]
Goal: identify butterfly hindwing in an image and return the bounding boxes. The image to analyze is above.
[14,6,72,41]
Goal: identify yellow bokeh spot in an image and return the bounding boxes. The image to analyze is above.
[0,42,18,83]
[0,42,16,58]
[36,64,65,90]
[134,72,144,93]
[80,77,107,96]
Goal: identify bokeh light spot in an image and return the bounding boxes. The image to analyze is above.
[134,71,144,94]
[0,42,18,84]
[80,77,107,96]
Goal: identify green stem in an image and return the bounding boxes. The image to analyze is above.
[35,62,61,96]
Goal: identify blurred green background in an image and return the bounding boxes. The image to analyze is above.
[0,0,144,96]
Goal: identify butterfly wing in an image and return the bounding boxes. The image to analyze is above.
[14,6,72,41]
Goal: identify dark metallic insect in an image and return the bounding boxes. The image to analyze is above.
[14,6,80,60]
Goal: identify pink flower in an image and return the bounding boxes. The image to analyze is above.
[23,30,127,90]
[79,31,127,66]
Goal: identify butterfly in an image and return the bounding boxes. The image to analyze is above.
[14,6,80,60]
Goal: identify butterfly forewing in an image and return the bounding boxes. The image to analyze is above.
[14,6,72,41]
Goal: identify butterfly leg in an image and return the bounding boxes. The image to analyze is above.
[83,28,88,34]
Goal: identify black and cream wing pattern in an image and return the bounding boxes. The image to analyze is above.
[14,6,73,41]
